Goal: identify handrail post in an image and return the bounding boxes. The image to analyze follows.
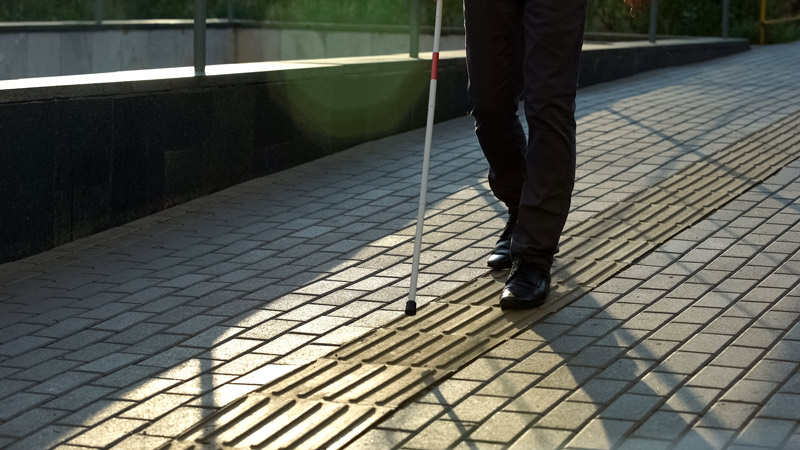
[760,0,767,45]
[95,0,103,25]
[649,0,658,43]
[722,0,730,37]
[410,0,420,58]
[195,0,207,76]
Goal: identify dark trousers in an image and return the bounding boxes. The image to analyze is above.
[465,0,587,270]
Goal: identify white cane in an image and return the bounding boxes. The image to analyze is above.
[406,0,444,316]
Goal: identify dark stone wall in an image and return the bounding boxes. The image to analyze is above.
[0,38,749,264]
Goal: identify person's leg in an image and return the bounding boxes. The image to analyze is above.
[512,0,588,271]
[464,0,527,218]
[500,0,587,309]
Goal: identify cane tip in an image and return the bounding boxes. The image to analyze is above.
[405,301,417,316]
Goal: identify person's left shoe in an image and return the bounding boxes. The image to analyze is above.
[499,260,550,309]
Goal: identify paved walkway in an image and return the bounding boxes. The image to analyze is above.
[1,41,799,450]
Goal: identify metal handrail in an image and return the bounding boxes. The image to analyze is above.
[195,0,206,75]
[760,0,800,44]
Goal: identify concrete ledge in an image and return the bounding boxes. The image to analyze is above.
[0,37,750,263]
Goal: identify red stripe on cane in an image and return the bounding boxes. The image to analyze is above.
[431,52,440,80]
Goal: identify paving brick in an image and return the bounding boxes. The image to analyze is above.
[209,352,275,376]
[594,329,648,348]
[599,393,662,421]
[111,377,181,402]
[681,333,732,354]
[754,310,799,330]
[568,378,630,404]
[403,419,474,450]
[3,424,85,450]
[543,335,595,354]
[511,352,565,375]
[654,351,712,375]
[122,334,185,356]
[756,392,800,420]
[695,291,739,309]
[703,316,753,335]
[696,401,758,429]
[597,358,654,381]
[106,322,170,344]
[536,401,601,430]
[662,386,722,413]
[732,327,783,349]
[92,312,155,332]
[0,379,33,402]
[646,297,692,314]
[43,385,116,411]
[673,427,734,450]
[536,365,598,390]
[469,411,536,443]
[686,365,743,389]
[447,395,507,423]
[504,387,569,414]
[27,371,98,396]
[119,393,193,420]
[416,380,482,406]
[624,312,672,331]
[108,433,171,450]
[9,358,80,382]
[92,364,163,389]
[626,339,680,360]
[785,322,800,340]
[477,372,537,397]
[78,352,143,373]
[146,305,208,325]
[565,418,635,450]
[509,428,573,450]
[485,339,543,360]
[569,345,625,368]
[138,346,204,369]
[0,335,54,357]
[734,418,796,448]
[0,392,52,420]
[721,378,779,404]
[781,373,800,394]
[379,402,447,431]
[765,340,800,363]
[253,333,315,356]
[0,407,67,438]
[633,411,696,440]
[68,417,147,447]
[1,347,67,369]
[347,428,410,450]
[33,318,99,339]
[47,329,114,351]
[615,438,671,450]
[649,323,701,342]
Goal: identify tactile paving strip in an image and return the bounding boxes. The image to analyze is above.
[167,113,800,450]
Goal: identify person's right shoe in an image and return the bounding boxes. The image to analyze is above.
[487,213,516,270]
[499,260,550,309]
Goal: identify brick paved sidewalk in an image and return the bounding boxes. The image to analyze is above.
[351,159,800,450]
[0,41,799,450]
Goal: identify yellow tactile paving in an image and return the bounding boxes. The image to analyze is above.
[167,113,800,450]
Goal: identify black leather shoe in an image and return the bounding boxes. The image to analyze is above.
[500,260,550,309]
[487,214,516,270]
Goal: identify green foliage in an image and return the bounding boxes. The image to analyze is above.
[0,0,797,44]
[586,0,800,43]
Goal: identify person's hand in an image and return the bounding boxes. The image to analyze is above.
[624,0,649,16]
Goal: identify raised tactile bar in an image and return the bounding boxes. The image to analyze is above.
[167,112,800,450]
